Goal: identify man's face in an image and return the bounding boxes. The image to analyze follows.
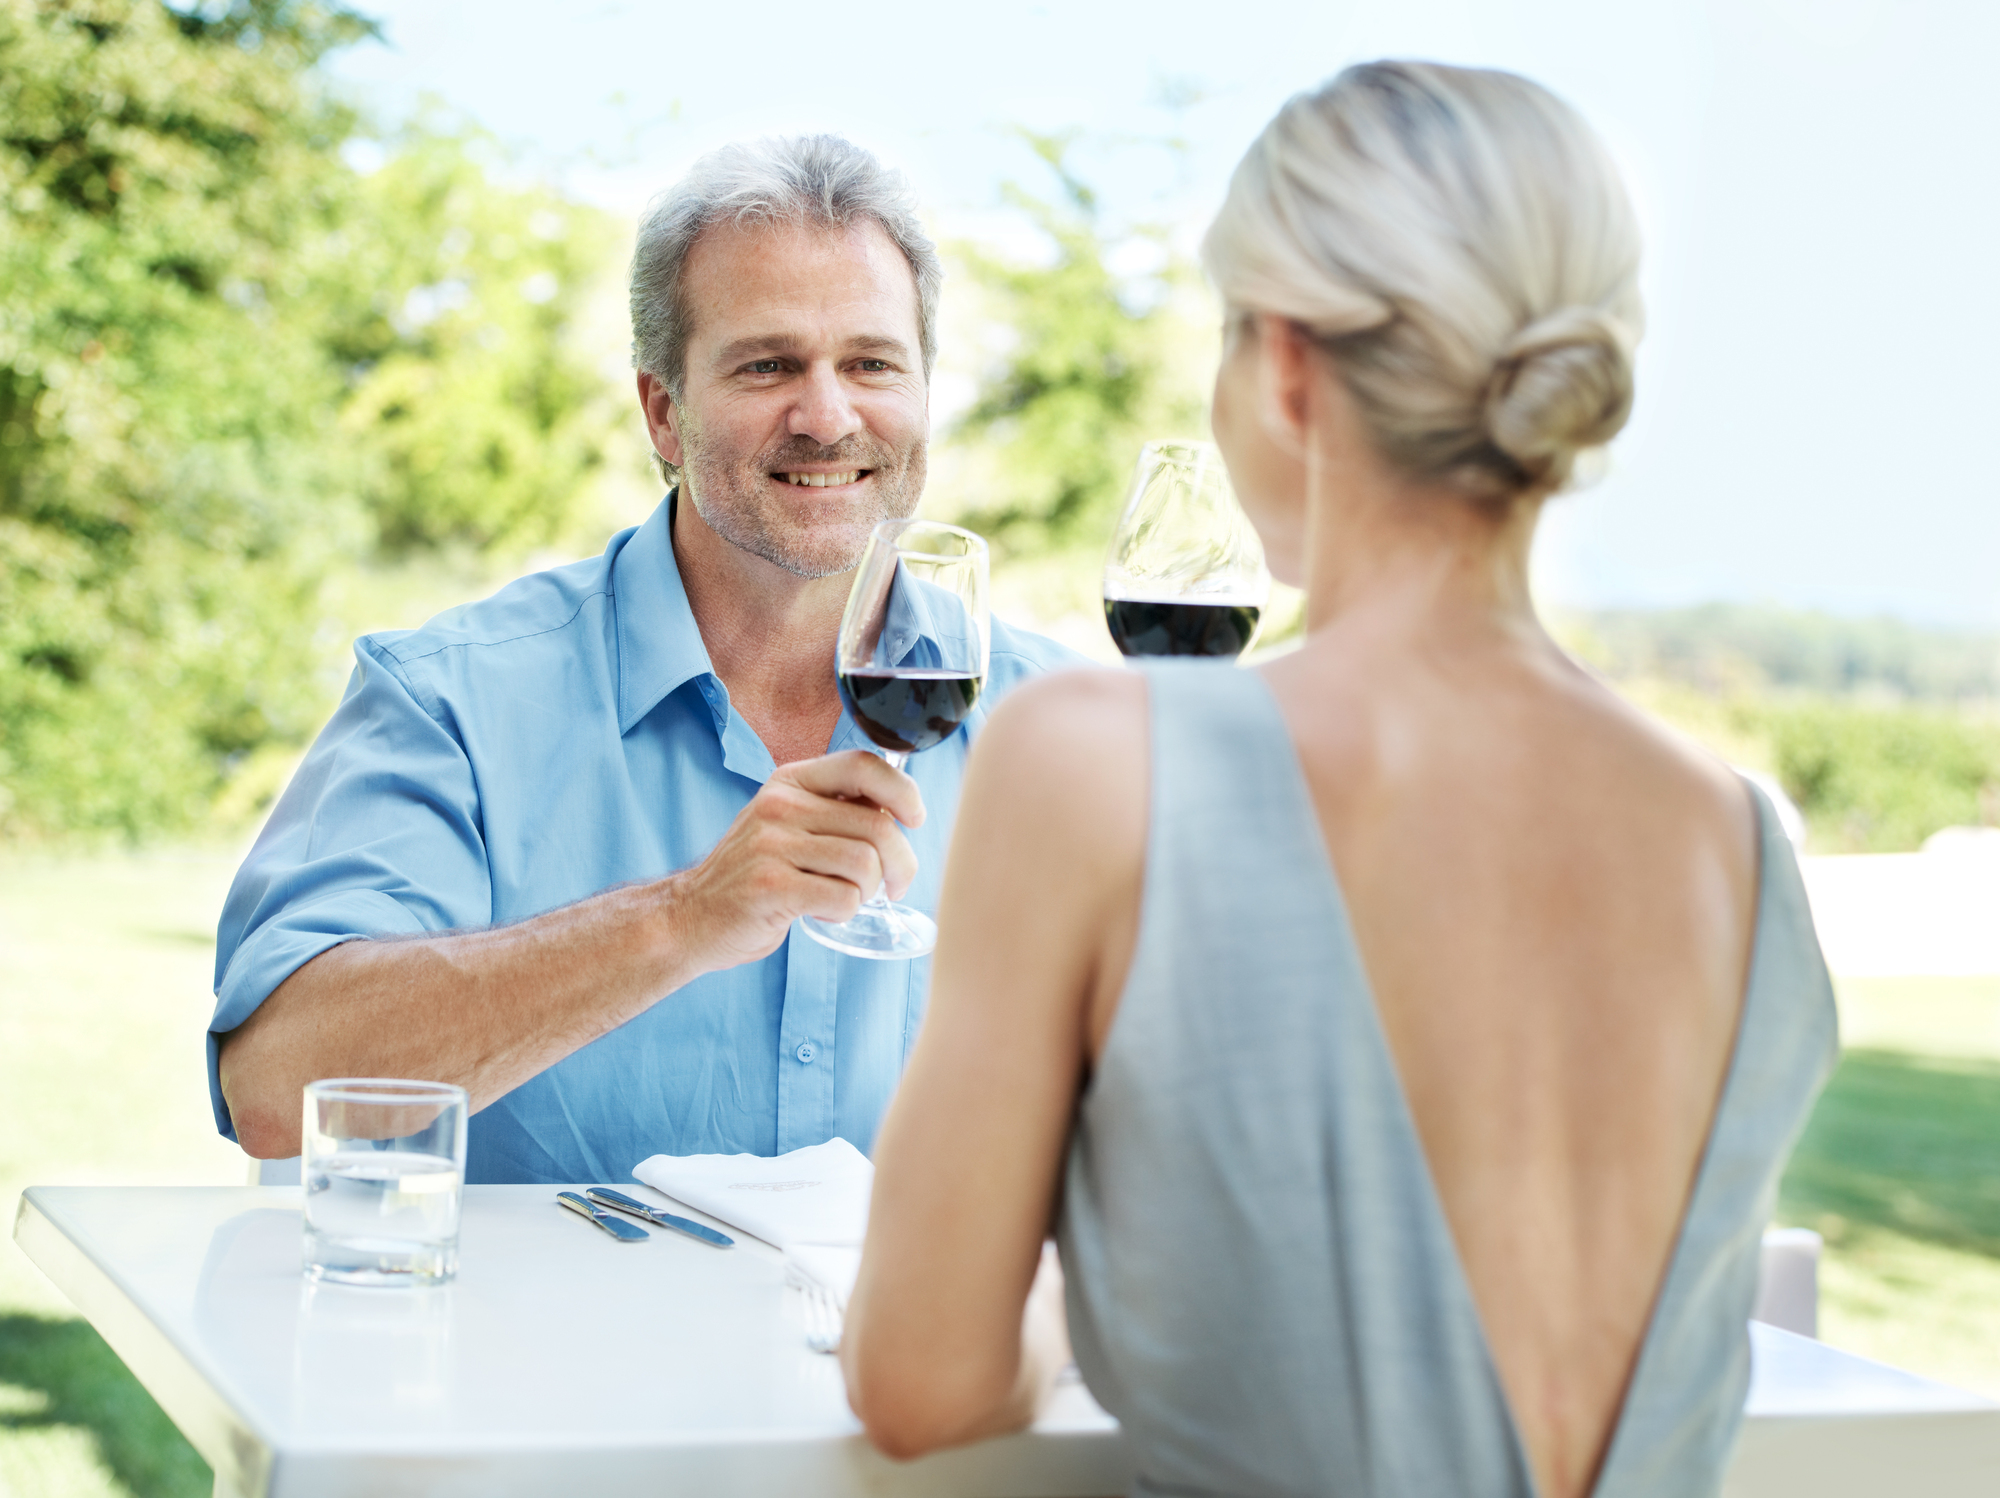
[645,218,929,579]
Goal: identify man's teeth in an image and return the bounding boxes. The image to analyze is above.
[779,471,863,487]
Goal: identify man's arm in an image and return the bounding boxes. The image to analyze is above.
[219,752,923,1158]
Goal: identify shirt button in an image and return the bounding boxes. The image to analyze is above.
[795,1041,817,1064]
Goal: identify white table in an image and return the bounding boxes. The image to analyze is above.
[13,1185,2000,1497]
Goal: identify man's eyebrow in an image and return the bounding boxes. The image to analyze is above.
[712,333,916,367]
[843,336,915,360]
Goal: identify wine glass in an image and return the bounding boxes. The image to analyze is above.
[802,518,990,961]
[1103,439,1271,658]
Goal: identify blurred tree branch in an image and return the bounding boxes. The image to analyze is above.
[938,128,1211,562]
[0,0,622,840]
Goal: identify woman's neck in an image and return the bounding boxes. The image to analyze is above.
[1298,428,1553,663]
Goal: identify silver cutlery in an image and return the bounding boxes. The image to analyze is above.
[799,1278,842,1355]
[556,1191,649,1241]
[583,1188,735,1248]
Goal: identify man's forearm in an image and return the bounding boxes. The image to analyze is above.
[219,877,694,1158]
[218,751,927,1158]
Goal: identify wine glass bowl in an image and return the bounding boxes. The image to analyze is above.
[803,518,990,961]
[1103,440,1271,659]
[838,671,983,755]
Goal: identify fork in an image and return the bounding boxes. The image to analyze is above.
[799,1278,843,1355]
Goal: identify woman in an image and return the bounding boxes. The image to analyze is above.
[841,61,1836,1498]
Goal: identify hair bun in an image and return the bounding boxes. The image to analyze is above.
[1483,307,1637,476]
[1203,62,1645,502]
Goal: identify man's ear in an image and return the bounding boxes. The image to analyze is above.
[1252,314,1313,462]
[637,371,687,469]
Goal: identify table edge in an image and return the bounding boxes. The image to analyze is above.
[13,1186,277,1497]
[18,1185,2000,1498]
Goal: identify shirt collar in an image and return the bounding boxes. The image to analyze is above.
[877,561,981,672]
[610,494,983,741]
[613,493,717,734]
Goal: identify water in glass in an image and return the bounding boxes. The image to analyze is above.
[302,1079,467,1286]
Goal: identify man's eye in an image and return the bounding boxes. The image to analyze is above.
[857,359,893,372]
[746,359,784,375]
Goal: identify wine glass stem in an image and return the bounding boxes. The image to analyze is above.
[859,748,911,915]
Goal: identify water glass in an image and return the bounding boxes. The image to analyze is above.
[302,1078,468,1287]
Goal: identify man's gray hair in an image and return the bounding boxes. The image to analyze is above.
[630,135,942,401]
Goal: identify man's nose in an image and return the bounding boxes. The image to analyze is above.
[787,362,864,447]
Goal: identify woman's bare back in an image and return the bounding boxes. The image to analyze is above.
[1263,634,1758,1498]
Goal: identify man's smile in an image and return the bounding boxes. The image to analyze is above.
[776,469,869,488]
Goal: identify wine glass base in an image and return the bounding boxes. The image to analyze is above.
[800,903,937,960]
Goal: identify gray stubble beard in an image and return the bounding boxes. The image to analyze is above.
[681,430,929,581]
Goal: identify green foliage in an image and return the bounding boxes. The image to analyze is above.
[0,1,621,841]
[0,0,364,838]
[1738,697,2000,853]
[1611,678,2000,853]
[1574,607,2000,852]
[941,132,1210,560]
[330,120,619,554]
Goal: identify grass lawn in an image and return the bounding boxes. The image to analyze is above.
[1,849,245,1498]
[1777,975,2000,1396]
[3,857,1998,1495]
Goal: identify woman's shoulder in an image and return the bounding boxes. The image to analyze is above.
[1564,665,1758,840]
[978,663,1150,768]
[961,664,1151,883]
[1525,663,1766,952]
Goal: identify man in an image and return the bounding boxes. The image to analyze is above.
[209,136,1084,1182]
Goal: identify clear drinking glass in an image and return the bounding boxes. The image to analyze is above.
[1103,439,1271,659]
[802,518,990,961]
[303,1078,468,1287]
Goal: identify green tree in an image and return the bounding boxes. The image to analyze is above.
[0,0,368,837]
[1743,698,2000,854]
[0,1,621,841]
[940,132,1210,562]
[329,118,619,555]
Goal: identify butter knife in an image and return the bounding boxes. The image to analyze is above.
[557,1190,649,1241]
[585,1187,735,1248]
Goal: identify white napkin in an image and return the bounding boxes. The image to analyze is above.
[631,1137,873,1250]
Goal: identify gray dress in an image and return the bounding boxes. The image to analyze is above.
[1058,662,1838,1498]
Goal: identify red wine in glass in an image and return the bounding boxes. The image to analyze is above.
[803,519,991,961]
[1103,598,1262,660]
[837,670,984,754]
[1103,441,1270,661]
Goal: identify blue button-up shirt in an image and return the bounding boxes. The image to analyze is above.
[209,498,1085,1182]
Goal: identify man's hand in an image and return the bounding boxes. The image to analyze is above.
[220,750,926,1157]
[667,750,926,975]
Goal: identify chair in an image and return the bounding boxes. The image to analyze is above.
[1753,1227,1823,1337]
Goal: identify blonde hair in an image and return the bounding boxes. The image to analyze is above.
[1203,61,1643,502]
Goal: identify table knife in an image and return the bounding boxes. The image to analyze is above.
[557,1191,649,1241]
[584,1187,735,1248]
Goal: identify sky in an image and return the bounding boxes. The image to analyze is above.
[325,0,2000,626]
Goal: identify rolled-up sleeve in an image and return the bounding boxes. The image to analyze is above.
[206,636,493,1140]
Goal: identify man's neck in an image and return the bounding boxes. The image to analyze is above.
[670,492,851,767]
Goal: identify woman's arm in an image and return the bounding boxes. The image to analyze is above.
[841,667,1149,1459]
